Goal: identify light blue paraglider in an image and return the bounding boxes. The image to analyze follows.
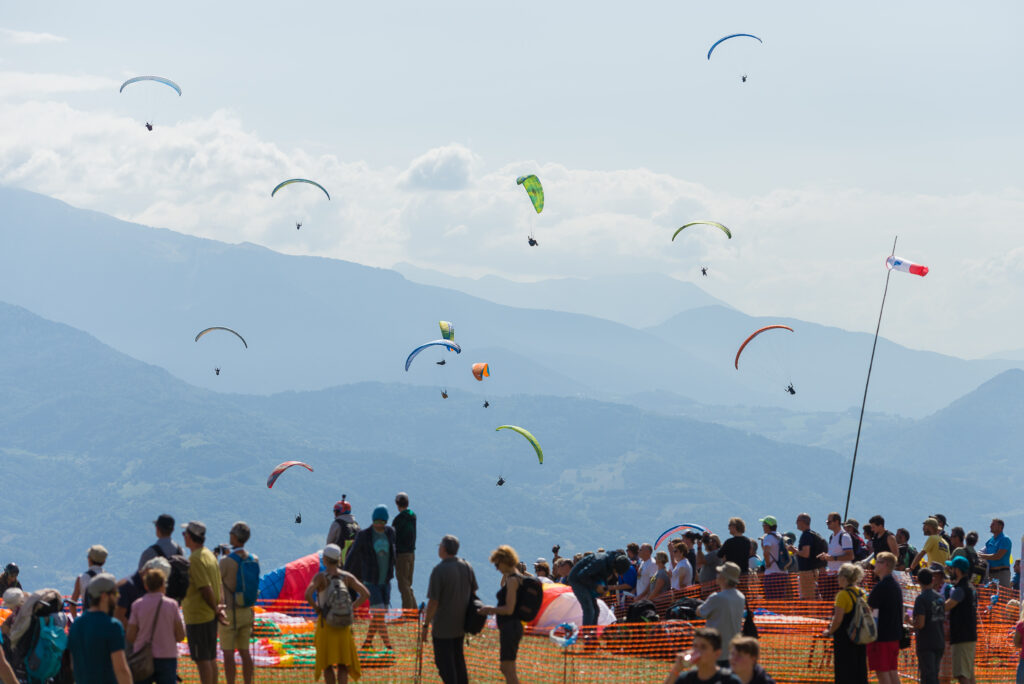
[404,340,462,371]
[707,34,763,60]
[119,76,182,96]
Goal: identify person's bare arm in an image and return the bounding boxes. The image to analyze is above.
[125,622,139,644]
[824,603,844,635]
[112,650,132,684]
[887,535,899,556]
[174,611,186,642]
[913,614,924,630]
[422,598,439,642]
[0,649,19,684]
[198,585,228,625]
[344,572,371,611]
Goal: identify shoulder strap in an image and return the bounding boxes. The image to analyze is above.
[139,597,163,650]
[150,543,167,559]
[86,568,98,577]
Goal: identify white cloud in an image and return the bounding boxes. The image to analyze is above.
[0,98,1022,359]
[0,71,116,97]
[0,28,67,45]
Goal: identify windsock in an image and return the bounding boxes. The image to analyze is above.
[886,256,928,277]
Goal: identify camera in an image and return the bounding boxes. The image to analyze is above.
[213,543,231,558]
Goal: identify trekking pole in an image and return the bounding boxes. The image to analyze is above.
[414,601,426,683]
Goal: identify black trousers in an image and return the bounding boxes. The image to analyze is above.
[432,636,468,684]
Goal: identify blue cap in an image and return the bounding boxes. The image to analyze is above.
[945,556,970,573]
[372,505,389,523]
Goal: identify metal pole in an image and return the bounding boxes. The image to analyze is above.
[844,236,898,520]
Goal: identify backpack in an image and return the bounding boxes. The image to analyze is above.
[626,599,659,623]
[151,544,190,601]
[768,533,794,572]
[851,534,869,562]
[229,552,260,609]
[321,574,354,628]
[80,568,98,610]
[666,597,704,621]
[514,576,544,622]
[843,588,878,645]
[808,531,829,569]
[26,615,67,683]
[741,598,758,638]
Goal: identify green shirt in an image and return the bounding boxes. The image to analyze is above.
[182,546,221,624]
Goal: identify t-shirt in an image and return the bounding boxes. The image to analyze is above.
[796,530,818,572]
[745,665,777,684]
[948,577,977,644]
[129,593,184,659]
[117,574,146,622]
[696,587,745,650]
[68,610,125,684]
[867,574,903,642]
[1016,621,1024,654]
[922,535,950,566]
[182,546,221,625]
[671,558,693,590]
[983,533,1012,569]
[835,585,866,614]
[393,509,417,554]
[373,531,390,585]
[718,536,751,573]
[827,531,853,573]
[673,666,743,683]
[699,551,726,585]
[651,567,670,596]
[138,538,184,571]
[762,533,784,575]
[619,564,638,592]
[871,531,894,556]
[913,588,946,651]
[427,557,477,639]
[635,558,656,596]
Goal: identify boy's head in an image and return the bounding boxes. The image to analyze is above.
[691,627,723,665]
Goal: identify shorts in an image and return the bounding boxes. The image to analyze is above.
[498,619,523,661]
[218,607,254,651]
[368,582,391,609]
[867,639,899,671]
[186,619,218,661]
[951,641,975,679]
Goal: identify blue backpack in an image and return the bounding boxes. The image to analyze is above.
[230,552,260,608]
[26,615,67,683]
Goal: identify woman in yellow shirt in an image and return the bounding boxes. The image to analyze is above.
[823,563,868,684]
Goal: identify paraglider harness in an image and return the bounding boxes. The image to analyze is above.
[527,236,539,247]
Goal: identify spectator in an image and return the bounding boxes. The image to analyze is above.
[67,572,132,684]
[635,543,657,598]
[696,562,746,667]
[115,556,172,634]
[868,516,899,558]
[823,563,868,684]
[944,556,976,684]
[533,559,553,584]
[552,558,573,584]
[718,519,751,574]
[1,588,24,642]
[1013,602,1024,684]
[1013,560,1020,592]
[181,520,227,684]
[567,549,630,627]
[949,526,964,552]
[866,552,902,684]
[789,514,822,600]
[138,514,184,571]
[326,497,360,562]
[478,545,524,684]
[70,544,108,617]
[126,568,186,684]
[698,534,726,585]
[950,528,981,585]
[728,636,777,684]
[641,551,671,602]
[393,492,417,611]
[843,519,867,562]
[979,518,1012,588]
[0,565,20,597]
[747,540,760,574]
[423,535,477,684]
[220,522,257,684]
[817,512,853,602]
[680,534,700,572]
[305,543,369,684]
[933,514,951,544]
[663,627,741,684]
[670,542,693,590]
[912,567,946,684]
[758,516,787,601]
[895,528,917,571]
[345,504,397,652]
[911,518,950,570]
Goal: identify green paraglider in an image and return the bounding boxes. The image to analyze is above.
[271,179,331,200]
[516,175,544,214]
[496,425,543,464]
[671,221,732,241]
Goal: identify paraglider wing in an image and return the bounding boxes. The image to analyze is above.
[270,179,331,201]
[404,340,461,371]
[267,461,314,489]
[119,76,182,96]
[707,33,763,60]
[671,221,732,241]
[516,175,545,214]
[734,325,794,370]
[194,326,248,349]
[496,425,543,464]
[472,363,490,381]
[654,523,707,550]
[439,321,455,341]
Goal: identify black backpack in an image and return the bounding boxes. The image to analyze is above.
[851,534,869,562]
[666,597,704,621]
[809,531,829,569]
[514,576,544,622]
[151,544,190,602]
[626,599,659,623]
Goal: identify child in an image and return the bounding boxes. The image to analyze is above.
[663,627,742,684]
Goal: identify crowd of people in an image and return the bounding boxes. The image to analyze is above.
[1,502,1022,684]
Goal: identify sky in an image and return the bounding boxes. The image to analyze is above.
[1,1,1023,358]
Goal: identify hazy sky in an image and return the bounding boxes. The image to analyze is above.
[1,2,1022,358]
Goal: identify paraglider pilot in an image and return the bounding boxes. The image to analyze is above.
[214,367,221,376]
[145,122,153,131]
[435,359,446,366]
[441,390,448,399]
[701,267,708,277]
[296,222,302,230]
[496,476,505,487]
[483,401,490,408]
[527,236,539,247]
[786,384,796,395]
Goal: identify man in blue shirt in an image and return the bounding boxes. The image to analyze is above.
[978,518,1012,588]
[67,572,132,684]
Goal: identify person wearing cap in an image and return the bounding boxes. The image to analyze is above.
[944,555,976,684]
[979,518,1012,588]
[0,565,20,598]
[696,562,746,667]
[327,497,361,562]
[823,562,868,683]
[912,567,946,684]
[911,518,951,571]
[759,516,788,601]
[843,519,867,562]
[126,565,186,684]
[70,544,108,617]
[219,522,257,684]
[533,559,553,584]
[181,520,227,684]
[344,504,397,652]
[392,492,418,612]
[115,556,173,633]
[139,514,185,571]
[866,553,902,684]
[306,543,369,684]
[67,572,133,684]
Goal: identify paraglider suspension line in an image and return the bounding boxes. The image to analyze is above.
[844,236,897,520]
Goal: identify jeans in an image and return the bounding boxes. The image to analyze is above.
[142,658,178,684]
[1016,656,1024,684]
[917,647,943,684]
[396,552,417,610]
[568,582,598,626]
[432,636,468,684]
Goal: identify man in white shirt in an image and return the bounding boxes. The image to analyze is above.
[760,515,789,600]
[816,511,853,602]
[634,543,656,598]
